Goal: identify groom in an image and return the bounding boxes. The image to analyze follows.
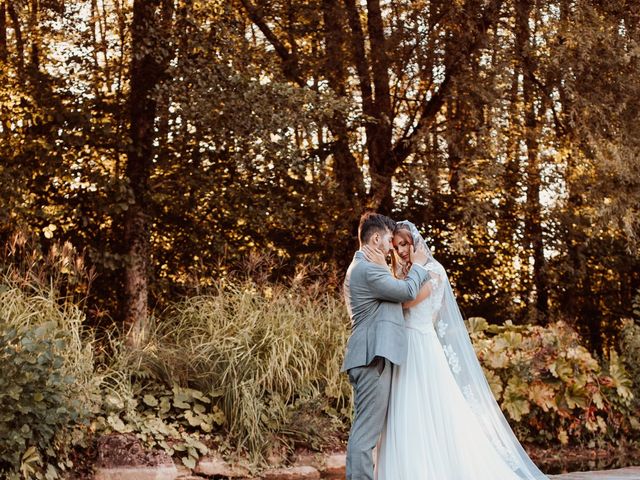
[342,212,429,480]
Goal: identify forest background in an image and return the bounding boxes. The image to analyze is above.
[1,0,640,477]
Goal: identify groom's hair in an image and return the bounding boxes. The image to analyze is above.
[358,212,395,245]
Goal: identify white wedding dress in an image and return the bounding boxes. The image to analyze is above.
[376,221,548,480]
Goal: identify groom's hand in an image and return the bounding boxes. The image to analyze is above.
[362,245,388,266]
[410,242,428,266]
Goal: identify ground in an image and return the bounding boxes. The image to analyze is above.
[67,432,640,478]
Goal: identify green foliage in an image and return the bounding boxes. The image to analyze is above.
[0,244,98,477]
[0,281,96,479]
[99,273,352,459]
[619,316,640,413]
[470,320,639,446]
[94,384,224,469]
[0,324,76,478]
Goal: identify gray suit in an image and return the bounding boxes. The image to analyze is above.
[342,251,428,480]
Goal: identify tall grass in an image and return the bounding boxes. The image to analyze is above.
[2,236,353,460]
[0,234,97,392]
[0,240,98,478]
[2,233,639,466]
[127,278,352,454]
[0,281,96,390]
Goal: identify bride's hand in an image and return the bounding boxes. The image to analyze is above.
[362,245,388,266]
[410,242,428,265]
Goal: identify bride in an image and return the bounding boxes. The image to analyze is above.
[365,220,548,480]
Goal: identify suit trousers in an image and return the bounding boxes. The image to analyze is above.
[346,356,392,480]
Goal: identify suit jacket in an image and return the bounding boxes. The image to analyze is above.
[340,250,429,372]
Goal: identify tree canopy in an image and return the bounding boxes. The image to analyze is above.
[1,0,638,350]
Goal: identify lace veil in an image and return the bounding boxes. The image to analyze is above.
[396,220,547,480]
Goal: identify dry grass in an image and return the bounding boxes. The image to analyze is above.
[126,278,352,453]
[1,237,353,457]
[0,275,97,393]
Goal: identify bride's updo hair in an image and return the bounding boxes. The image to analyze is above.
[393,224,413,246]
[391,223,413,278]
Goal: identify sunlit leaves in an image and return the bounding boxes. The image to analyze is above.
[549,358,574,382]
[557,429,569,445]
[476,321,639,444]
[606,350,634,403]
[0,0,638,343]
[482,367,504,400]
[564,384,589,410]
[503,376,531,422]
[528,382,556,412]
[485,344,510,369]
[466,316,489,334]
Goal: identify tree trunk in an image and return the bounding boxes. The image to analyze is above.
[321,0,364,203]
[6,1,23,72]
[0,2,7,62]
[320,0,364,263]
[499,64,522,248]
[516,0,548,322]
[123,0,173,345]
[28,0,38,70]
[556,0,600,349]
[443,25,465,201]
[364,0,394,214]
[494,59,527,319]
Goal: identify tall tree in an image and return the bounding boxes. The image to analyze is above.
[0,2,7,63]
[1,0,639,350]
[123,0,174,342]
[238,0,505,261]
[516,0,548,321]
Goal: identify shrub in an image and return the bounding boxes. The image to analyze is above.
[469,319,639,446]
[0,282,95,479]
[104,278,352,458]
[0,324,78,478]
[619,316,640,407]
[94,382,225,469]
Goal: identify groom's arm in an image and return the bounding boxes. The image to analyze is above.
[365,263,429,303]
